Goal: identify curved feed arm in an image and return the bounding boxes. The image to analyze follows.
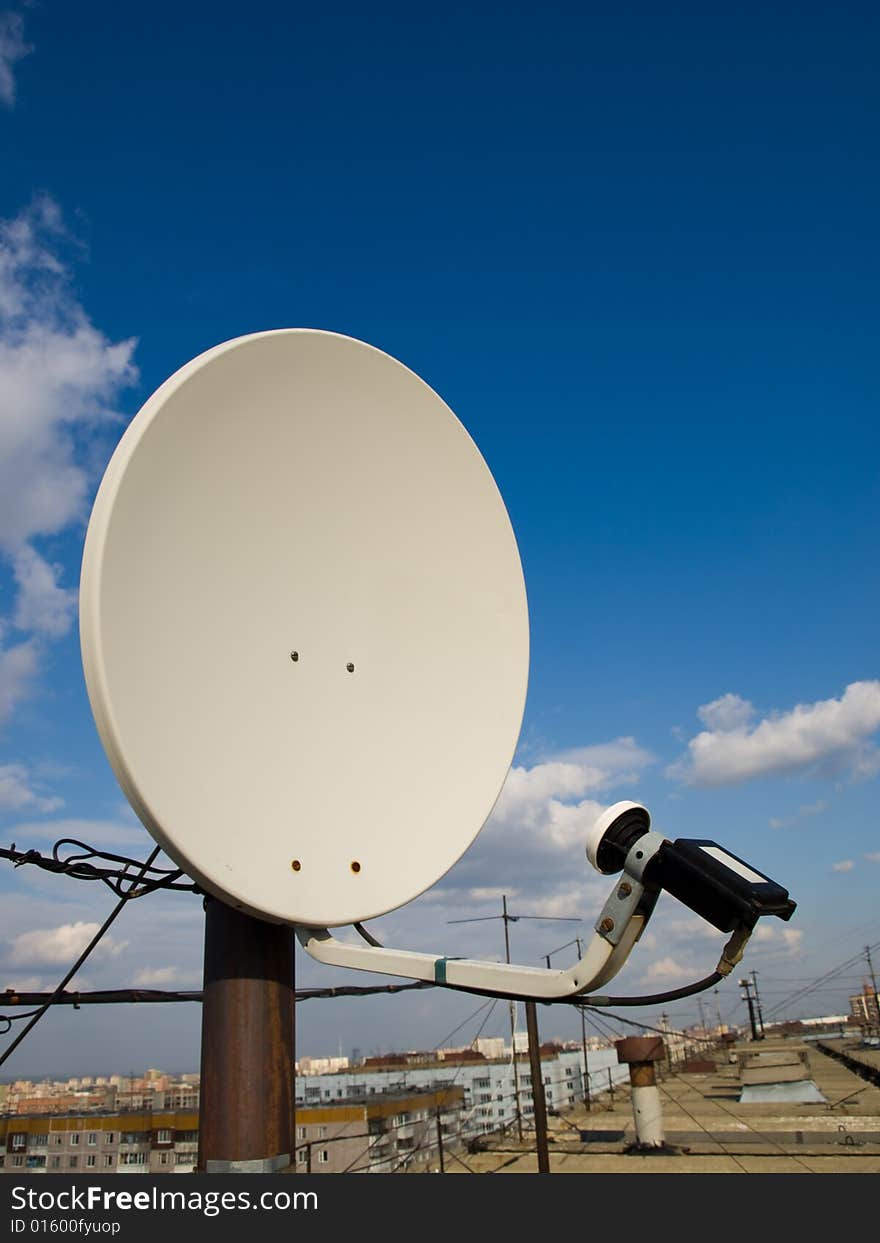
[296,845,663,1000]
[296,807,795,1002]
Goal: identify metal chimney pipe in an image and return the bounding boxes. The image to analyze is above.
[615,1036,666,1150]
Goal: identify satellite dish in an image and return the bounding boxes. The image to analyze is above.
[80,329,529,927]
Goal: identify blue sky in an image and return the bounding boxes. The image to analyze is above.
[1,2,878,1077]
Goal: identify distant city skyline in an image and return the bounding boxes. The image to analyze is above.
[1,3,878,1077]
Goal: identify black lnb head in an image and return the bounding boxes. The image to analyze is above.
[587,802,797,934]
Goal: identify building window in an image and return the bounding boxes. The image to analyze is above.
[159,1153,169,1165]
[70,1133,80,1146]
[11,1155,24,1168]
[86,1155,96,1168]
[120,1152,146,1166]
[296,1148,307,1165]
[32,1134,48,1147]
[87,1133,97,1146]
[296,1127,306,1140]
[69,1157,78,1169]
[317,1126,327,1138]
[105,1133,116,1145]
[53,1135,63,1146]
[49,1157,61,1170]
[104,1155,113,1167]
[156,1129,172,1144]
[11,1134,27,1150]
[317,1150,329,1164]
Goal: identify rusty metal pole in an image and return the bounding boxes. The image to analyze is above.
[615,1036,666,1150]
[502,895,524,1142]
[197,896,295,1172]
[525,1000,550,1174]
[435,1106,445,1173]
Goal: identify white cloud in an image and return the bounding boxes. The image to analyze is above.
[407,740,654,932]
[132,966,182,987]
[0,637,39,722]
[554,737,654,781]
[644,956,692,981]
[6,817,152,849]
[0,762,63,813]
[11,545,77,637]
[466,887,515,903]
[750,924,803,954]
[7,921,127,967]
[697,693,756,732]
[831,860,854,873]
[0,197,138,550]
[668,681,880,786]
[768,800,827,830]
[0,11,31,107]
[865,852,880,864]
[1,975,42,991]
[488,738,653,852]
[663,915,725,941]
[0,197,137,721]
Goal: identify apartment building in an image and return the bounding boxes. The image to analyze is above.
[296,1045,628,1135]
[0,1112,199,1175]
[294,1086,465,1173]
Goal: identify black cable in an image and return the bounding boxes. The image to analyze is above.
[0,845,162,1070]
[574,971,724,1008]
[762,940,880,1020]
[592,1009,723,1046]
[1,842,196,896]
[353,922,383,947]
[296,980,433,1001]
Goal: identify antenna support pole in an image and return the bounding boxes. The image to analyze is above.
[525,1000,550,1173]
[198,897,295,1173]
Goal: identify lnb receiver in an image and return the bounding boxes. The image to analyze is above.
[586,801,797,934]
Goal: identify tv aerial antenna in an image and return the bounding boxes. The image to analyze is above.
[80,329,797,1165]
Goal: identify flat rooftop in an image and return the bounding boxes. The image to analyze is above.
[441,1035,880,1174]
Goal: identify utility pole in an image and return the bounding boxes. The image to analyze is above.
[501,895,523,1141]
[435,1104,446,1173]
[865,946,880,1035]
[575,938,591,1110]
[659,1013,672,1068]
[714,988,724,1034]
[525,1000,550,1173]
[197,897,295,1172]
[449,898,579,1145]
[545,936,591,1110]
[739,977,760,1042]
[697,995,709,1038]
[750,970,766,1038]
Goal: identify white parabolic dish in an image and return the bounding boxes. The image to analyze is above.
[80,330,529,926]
